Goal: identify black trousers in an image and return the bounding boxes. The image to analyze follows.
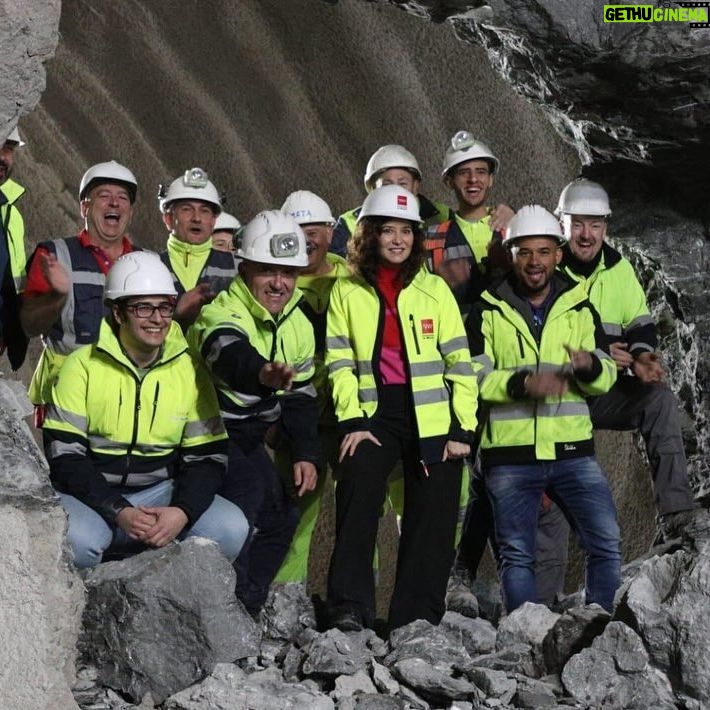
[221,436,299,615]
[327,385,462,630]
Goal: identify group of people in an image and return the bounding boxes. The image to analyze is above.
[0,122,697,634]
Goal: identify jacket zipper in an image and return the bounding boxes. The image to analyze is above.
[122,378,142,486]
[408,314,421,355]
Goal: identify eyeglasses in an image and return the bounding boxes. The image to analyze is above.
[122,302,175,319]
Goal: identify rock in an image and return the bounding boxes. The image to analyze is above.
[466,643,537,679]
[0,0,59,137]
[463,667,516,704]
[370,659,400,695]
[164,663,334,710]
[282,644,305,682]
[391,658,480,703]
[561,621,676,709]
[331,668,377,701]
[513,675,559,708]
[343,696,406,710]
[618,534,710,704]
[386,619,471,667]
[80,538,260,704]
[0,381,84,710]
[261,582,316,641]
[301,629,377,677]
[542,605,610,674]
[441,611,497,657]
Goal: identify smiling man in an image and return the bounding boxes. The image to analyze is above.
[158,167,236,329]
[557,178,697,536]
[189,209,319,616]
[43,251,248,568]
[22,161,139,421]
[467,204,620,613]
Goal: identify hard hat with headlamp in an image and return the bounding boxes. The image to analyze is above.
[237,210,308,268]
[80,161,138,203]
[503,205,567,248]
[364,145,422,192]
[358,184,421,223]
[281,190,335,225]
[6,127,25,147]
[441,130,500,179]
[104,251,177,302]
[158,167,222,214]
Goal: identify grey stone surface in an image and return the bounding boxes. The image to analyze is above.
[463,667,516,704]
[514,675,559,708]
[164,663,335,710]
[617,519,710,704]
[561,621,676,709]
[331,668,378,700]
[371,659,400,696]
[301,628,378,677]
[261,581,317,641]
[386,619,471,667]
[0,380,84,709]
[0,0,60,139]
[542,605,610,674]
[441,611,497,657]
[391,658,480,702]
[496,602,560,656]
[466,643,537,679]
[80,538,260,704]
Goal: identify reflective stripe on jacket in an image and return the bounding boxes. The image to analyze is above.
[467,272,616,466]
[43,319,227,523]
[160,235,236,298]
[326,267,478,463]
[188,275,320,462]
[561,242,656,355]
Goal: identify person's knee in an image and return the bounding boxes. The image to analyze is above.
[66,519,112,568]
[216,506,250,562]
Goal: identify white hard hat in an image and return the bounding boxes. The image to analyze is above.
[442,130,499,179]
[357,184,421,223]
[213,211,242,233]
[504,205,567,247]
[237,210,308,267]
[555,178,611,217]
[363,145,421,192]
[104,251,177,302]
[281,190,335,225]
[6,127,25,147]
[80,160,138,203]
[159,167,222,214]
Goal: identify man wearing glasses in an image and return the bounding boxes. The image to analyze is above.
[43,252,248,568]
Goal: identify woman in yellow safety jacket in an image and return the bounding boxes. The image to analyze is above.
[324,184,478,633]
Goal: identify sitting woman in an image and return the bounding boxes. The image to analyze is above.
[325,184,478,632]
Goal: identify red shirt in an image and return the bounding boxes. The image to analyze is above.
[24,230,134,296]
[375,263,407,385]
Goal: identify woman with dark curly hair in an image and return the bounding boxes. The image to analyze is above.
[325,184,478,633]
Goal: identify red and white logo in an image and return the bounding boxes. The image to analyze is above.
[421,318,434,336]
[396,194,408,209]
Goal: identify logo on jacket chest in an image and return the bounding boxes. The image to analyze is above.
[420,318,435,339]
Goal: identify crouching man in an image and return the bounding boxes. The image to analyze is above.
[43,252,248,568]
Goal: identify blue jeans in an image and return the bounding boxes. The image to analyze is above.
[485,456,621,612]
[59,479,249,568]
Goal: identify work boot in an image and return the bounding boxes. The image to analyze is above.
[446,568,479,618]
[660,508,699,540]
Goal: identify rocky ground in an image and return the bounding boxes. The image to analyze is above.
[72,514,710,710]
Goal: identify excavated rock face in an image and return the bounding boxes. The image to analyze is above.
[0,0,60,138]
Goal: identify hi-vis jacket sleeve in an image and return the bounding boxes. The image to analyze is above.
[436,284,477,441]
[325,279,368,432]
